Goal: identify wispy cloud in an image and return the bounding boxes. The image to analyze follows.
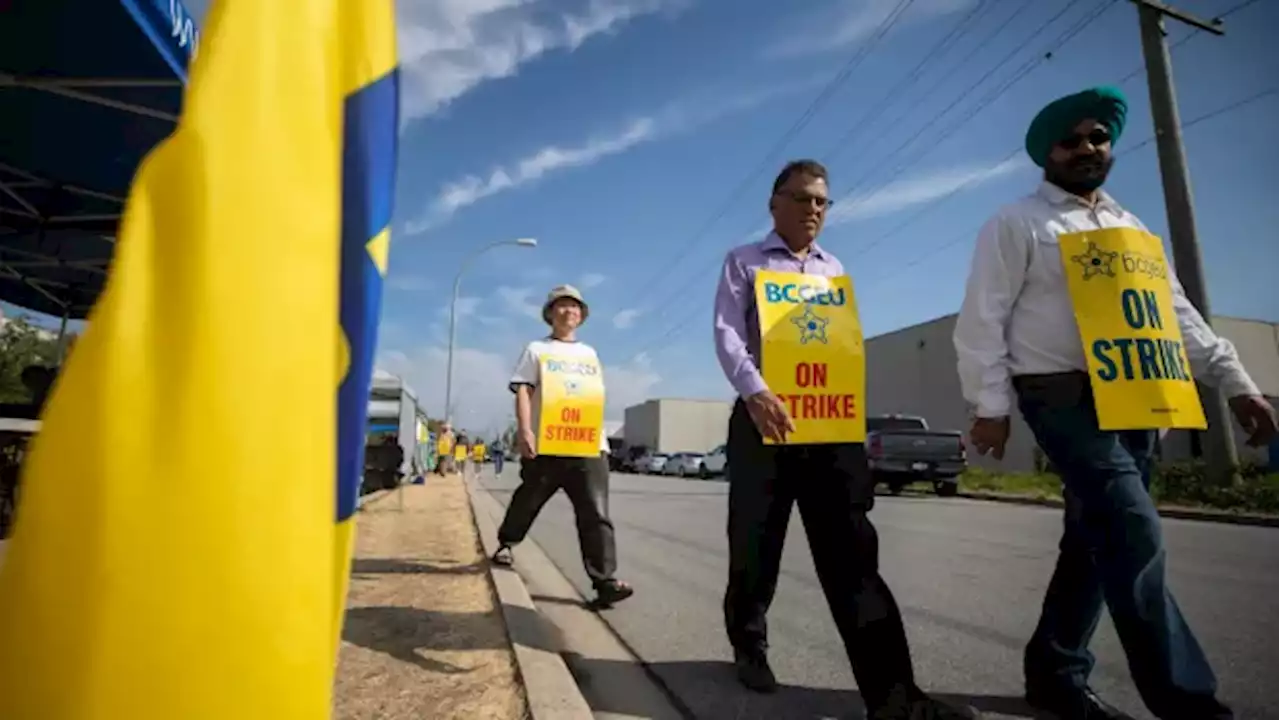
[826,155,1028,227]
[406,80,821,234]
[387,273,433,292]
[612,308,642,329]
[579,272,607,289]
[495,285,543,321]
[397,0,686,122]
[411,119,656,233]
[767,0,975,58]
[438,295,482,320]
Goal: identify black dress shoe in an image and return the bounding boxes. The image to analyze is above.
[868,685,981,720]
[1025,686,1132,720]
[733,647,777,693]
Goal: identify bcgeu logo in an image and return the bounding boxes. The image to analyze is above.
[1120,251,1167,280]
[546,359,599,376]
[763,282,847,306]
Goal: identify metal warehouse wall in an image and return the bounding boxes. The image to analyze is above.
[865,314,1280,472]
[1158,316,1279,465]
[657,399,733,454]
[864,315,1040,472]
[623,400,660,451]
[623,399,733,455]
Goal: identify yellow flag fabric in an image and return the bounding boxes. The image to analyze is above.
[754,270,867,445]
[1058,228,1206,430]
[536,355,606,457]
[0,1,399,718]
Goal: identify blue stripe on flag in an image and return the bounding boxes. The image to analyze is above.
[336,68,400,523]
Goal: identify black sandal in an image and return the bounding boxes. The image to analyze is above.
[594,579,634,606]
[490,545,514,566]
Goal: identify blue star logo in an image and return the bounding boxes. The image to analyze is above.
[791,305,829,345]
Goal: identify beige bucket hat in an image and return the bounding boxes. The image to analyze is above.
[542,284,589,325]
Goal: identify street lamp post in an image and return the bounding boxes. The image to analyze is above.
[444,237,537,425]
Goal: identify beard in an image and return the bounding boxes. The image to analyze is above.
[1046,153,1114,195]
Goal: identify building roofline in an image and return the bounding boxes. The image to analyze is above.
[634,397,735,405]
[866,312,1276,342]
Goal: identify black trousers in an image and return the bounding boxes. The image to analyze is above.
[724,400,915,708]
[496,453,617,588]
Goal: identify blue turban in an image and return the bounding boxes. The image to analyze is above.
[1025,86,1128,168]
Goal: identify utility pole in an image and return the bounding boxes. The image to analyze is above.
[1131,0,1238,481]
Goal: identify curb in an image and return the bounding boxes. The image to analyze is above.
[957,491,1279,528]
[464,477,594,720]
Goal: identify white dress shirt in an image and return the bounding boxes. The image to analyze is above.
[954,181,1259,419]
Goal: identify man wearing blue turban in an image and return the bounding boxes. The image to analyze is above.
[953,86,1276,720]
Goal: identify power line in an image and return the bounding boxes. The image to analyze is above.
[614,1,1054,356]
[623,1,1102,355]
[628,73,1272,363]
[857,85,1278,293]
[615,0,919,307]
[817,0,999,162]
[823,0,1263,273]
[835,0,1113,223]
[1115,0,1262,86]
[622,1,1112,357]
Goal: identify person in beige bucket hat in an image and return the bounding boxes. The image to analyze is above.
[541,284,589,325]
[489,284,634,608]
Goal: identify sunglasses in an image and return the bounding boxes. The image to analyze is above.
[777,191,834,210]
[1056,129,1111,151]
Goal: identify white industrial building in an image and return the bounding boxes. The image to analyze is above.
[865,314,1279,472]
[623,398,733,455]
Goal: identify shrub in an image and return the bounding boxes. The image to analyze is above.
[1150,461,1278,513]
[961,462,1278,514]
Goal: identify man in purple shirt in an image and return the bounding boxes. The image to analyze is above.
[713,160,975,720]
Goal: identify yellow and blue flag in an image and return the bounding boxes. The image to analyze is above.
[0,1,398,718]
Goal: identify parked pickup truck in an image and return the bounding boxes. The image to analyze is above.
[866,414,967,496]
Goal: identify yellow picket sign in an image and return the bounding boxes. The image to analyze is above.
[472,444,485,462]
[754,270,867,445]
[453,444,467,461]
[537,355,606,457]
[1058,227,1206,430]
[436,434,452,456]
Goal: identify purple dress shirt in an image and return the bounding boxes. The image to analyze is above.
[713,231,847,399]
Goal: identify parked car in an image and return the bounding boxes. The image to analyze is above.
[661,452,706,477]
[636,451,669,475]
[866,414,966,496]
[616,445,647,473]
[701,445,727,478]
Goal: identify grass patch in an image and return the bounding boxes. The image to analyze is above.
[959,468,1062,501]
[960,462,1278,515]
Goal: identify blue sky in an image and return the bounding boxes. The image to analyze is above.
[11,0,1277,437]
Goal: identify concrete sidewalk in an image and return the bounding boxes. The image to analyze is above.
[334,476,529,720]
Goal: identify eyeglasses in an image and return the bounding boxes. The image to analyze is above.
[1056,129,1111,151]
[777,191,833,210]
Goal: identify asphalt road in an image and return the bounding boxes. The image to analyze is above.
[478,468,1277,720]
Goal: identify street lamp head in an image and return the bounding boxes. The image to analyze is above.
[515,237,538,247]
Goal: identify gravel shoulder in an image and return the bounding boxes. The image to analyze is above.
[334,477,530,720]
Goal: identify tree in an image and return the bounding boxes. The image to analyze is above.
[0,318,61,403]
